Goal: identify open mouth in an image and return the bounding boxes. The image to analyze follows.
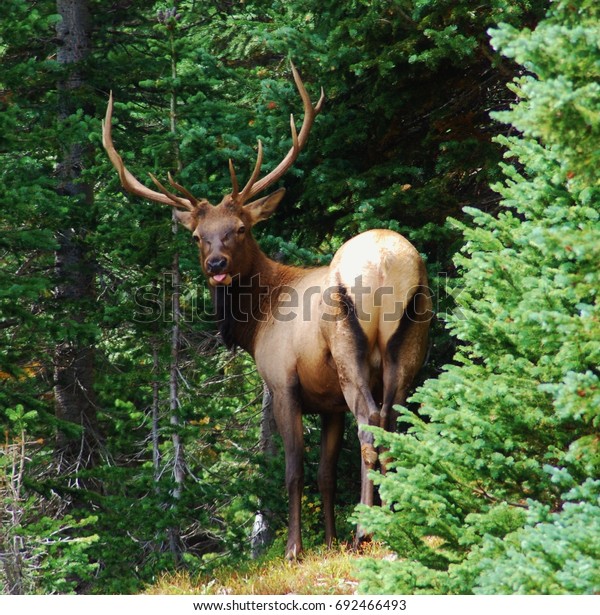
[209,273,232,286]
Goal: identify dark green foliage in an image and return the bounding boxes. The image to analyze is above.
[358,0,599,595]
[473,476,600,594]
[1,405,99,594]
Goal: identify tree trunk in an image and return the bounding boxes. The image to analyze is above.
[151,337,162,482]
[165,18,185,565]
[54,0,100,469]
[167,248,185,565]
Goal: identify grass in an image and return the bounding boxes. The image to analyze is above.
[146,542,394,595]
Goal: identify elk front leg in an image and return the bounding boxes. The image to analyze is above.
[318,412,344,548]
[272,388,305,560]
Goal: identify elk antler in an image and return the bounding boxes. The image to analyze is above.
[102,92,196,211]
[228,62,325,205]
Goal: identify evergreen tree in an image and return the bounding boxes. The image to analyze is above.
[358,0,600,594]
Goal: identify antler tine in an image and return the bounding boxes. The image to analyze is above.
[289,61,325,143]
[148,173,195,210]
[229,159,240,200]
[244,62,324,201]
[167,172,199,205]
[237,140,264,202]
[290,114,299,149]
[102,92,195,212]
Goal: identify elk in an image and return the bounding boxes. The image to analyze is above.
[103,64,432,559]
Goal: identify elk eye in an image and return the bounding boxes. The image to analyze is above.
[237,226,246,235]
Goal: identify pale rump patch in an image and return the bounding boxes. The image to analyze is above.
[328,229,424,351]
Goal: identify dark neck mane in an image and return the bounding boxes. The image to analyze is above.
[211,251,301,355]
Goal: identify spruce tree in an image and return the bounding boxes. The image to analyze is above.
[358,0,600,594]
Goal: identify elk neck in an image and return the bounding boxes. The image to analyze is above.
[210,236,306,356]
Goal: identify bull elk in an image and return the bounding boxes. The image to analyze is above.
[103,63,432,559]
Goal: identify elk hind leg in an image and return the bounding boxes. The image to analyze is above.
[380,285,432,461]
[332,358,380,502]
[318,412,344,549]
[322,283,381,544]
[327,342,380,538]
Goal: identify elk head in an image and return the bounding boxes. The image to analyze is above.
[102,63,324,287]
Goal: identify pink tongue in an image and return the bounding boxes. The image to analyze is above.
[213,274,227,283]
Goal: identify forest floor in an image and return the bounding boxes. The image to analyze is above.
[145,543,393,595]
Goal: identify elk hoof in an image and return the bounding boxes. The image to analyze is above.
[361,443,378,468]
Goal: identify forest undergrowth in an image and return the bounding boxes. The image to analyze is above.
[146,543,393,596]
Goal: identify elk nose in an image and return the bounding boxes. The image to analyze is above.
[206,256,229,274]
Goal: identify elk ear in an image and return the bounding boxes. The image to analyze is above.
[244,188,286,225]
[174,209,196,231]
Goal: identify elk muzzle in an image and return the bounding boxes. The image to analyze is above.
[206,256,232,286]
